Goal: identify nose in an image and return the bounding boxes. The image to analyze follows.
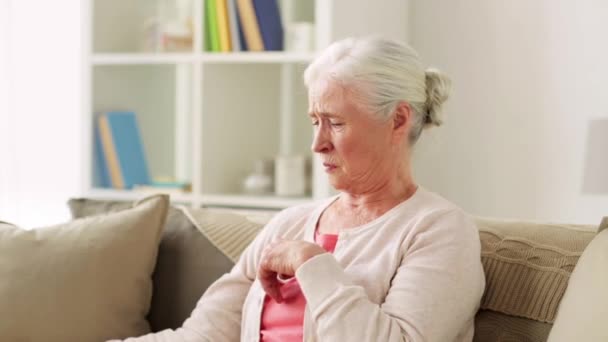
[311,125,332,154]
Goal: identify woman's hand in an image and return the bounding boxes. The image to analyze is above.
[258,239,326,303]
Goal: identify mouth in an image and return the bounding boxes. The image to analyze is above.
[323,162,337,172]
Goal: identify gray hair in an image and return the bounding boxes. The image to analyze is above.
[304,36,451,144]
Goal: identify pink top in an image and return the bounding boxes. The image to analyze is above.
[259,231,339,342]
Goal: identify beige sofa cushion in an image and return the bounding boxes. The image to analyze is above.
[473,216,598,342]
[547,222,608,342]
[67,199,266,332]
[476,217,597,322]
[474,309,553,342]
[0,195,168,342]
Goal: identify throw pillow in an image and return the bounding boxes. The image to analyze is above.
[472,216,599,342]
[179,206,267,263]
[475,216,597,323]
[67,199,253,332]
[547,222,608,342]
[0,195,168,342]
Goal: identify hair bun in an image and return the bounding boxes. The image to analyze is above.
[424,68,451,127]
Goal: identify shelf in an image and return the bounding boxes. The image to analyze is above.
[200,194,312,209]
[92,53,197,65]
[91,52,315,65]
[87,188,196,203]
[85,0,406,210]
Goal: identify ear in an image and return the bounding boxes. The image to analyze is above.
[392,101,412,143]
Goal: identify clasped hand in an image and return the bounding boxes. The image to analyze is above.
[257,239,326,303]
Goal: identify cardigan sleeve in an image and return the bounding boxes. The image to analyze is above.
[295,209,485,342]
[109,211,286,342]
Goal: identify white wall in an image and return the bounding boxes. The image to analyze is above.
[0,0,82,227]
[410,0,608,224]
[2,0,606,226]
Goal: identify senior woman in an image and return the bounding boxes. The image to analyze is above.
[117,36,485,342]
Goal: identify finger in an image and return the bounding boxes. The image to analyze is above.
[266,279,283,303]
[259,268,283,303]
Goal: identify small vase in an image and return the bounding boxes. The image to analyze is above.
[243,159,274,195]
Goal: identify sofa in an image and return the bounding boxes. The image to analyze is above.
[1,194,605,341]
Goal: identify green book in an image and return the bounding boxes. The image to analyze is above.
[204,1,211,51]
[206,0,221,52]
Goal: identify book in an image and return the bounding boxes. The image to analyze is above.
[205,0,221,52]
[226,0,242,51]
[236,0,264,51]
[235,0,248,50]
[93,121,110,188]
[216,0,232,51]
[97,114,123,189]
[96,111,151,189]
[204,2,211,51]
[252,0,283,51]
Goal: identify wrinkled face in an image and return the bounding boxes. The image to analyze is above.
[308,78,398,192]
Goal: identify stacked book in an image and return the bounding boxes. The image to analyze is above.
[94,111,190,195]
[205,0,283,52]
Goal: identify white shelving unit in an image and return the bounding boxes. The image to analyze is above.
[82,0,409,210]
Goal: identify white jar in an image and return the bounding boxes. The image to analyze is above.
[285,22,315,52]
[275,155,307,197]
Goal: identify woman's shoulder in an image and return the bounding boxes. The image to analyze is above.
[400,186,468,218]
[396,186,478,237]
[412,186,462,213]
